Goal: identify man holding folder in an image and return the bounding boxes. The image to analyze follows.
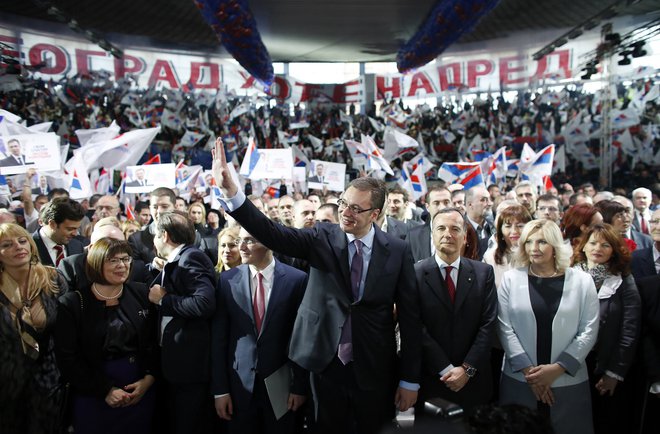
[211,226,308,433]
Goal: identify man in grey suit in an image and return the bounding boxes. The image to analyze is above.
[211,139,421,434]
[408,186,452,262]
[415,208,498,414]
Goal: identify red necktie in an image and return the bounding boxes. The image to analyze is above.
[54,245,64,267]
[445,265,456,303]
[253,272,265,334]
[641,215,649,234]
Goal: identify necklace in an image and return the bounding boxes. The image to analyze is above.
[529,264,558,278]
[92,283,123,300]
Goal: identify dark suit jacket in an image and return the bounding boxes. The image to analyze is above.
[32,187,49,195]
[157,245,216,384]
[211,261,308,410]
[230,199,422,391]
[593,274,641,379]
[385,216,420,240]
[57,252,150,293]
[408,222,432,263]
[307,175,327,184]
[129,224,202,265]
[630,230,653,251]
[414,256,497,410]
[199,235,219,266]
[632,247,658,280]
[54,281,158,399]
[32,230,85,267]
[638,275,660,383]
[0,154,32,167]
[125,179,152,187]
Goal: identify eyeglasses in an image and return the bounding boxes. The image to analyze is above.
[107,257,133,266]
[235,238,258,246]
[337,199,376,215]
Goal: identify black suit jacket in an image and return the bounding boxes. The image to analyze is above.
[32,230,85,267]
[157,245,216,384]
[129,224,203,265]
[54,281,158,399]
[230,198,422,391]
[211,261,308,409]
[408,222,432,263]
[638,275,660,383]
[414,256,497,410]
[32,187,49,195]
[385,216,420,240]
[632,247,658,280]
[57,252,150,293]
[0,154,32,167]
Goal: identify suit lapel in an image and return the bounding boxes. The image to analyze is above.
[330,227,352,298]
[423,258,452,310]
[261,262,285,334]
[363,227,390,299]
[454,258,475,311]
[33,232,54,267]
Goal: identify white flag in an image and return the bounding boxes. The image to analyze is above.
[75,121,121,147]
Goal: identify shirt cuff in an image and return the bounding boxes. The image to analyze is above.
[439,364,455,377]
[650,382,660,394]
[222,190,246,212]
[398,381,420,392]
[214,393,230,399]
[605,370,624,382]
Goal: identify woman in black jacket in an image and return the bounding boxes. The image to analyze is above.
[55,238,157,434]
[571,223,641,434]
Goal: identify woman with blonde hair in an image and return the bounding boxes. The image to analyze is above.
[497,219,600,434]
[0,223,65,433]
[121,220,141,240]
[189,202,211,236]
[215,226,241,274]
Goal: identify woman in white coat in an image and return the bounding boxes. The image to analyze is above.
[497,219,600,434]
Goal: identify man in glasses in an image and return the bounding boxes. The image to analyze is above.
[534,193,563,225]
[211,139,421,434]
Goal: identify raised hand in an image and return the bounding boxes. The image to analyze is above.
[211,138,238,198]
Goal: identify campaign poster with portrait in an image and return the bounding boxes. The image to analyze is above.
[124,163,175,193]
[244,148,294,180]
[0,133,62,175]
[308,160,346,192]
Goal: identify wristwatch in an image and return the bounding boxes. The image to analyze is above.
[462,363,477,378]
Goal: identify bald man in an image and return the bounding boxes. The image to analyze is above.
[57,224,150,292]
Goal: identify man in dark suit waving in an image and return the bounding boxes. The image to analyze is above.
[148,211,216,434]
[211,139,421,434]
[415,208,497,415]
[212,226,308,433]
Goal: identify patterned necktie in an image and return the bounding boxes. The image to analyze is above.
[54,245,64,267]
[445,265,456,303]
[338,240,363,365]
[253,272,266,334]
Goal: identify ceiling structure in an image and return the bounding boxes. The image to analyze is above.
[2,0,660,63]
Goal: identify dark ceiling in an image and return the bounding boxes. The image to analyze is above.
[2,0,660,62]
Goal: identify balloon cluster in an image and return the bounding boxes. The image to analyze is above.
[396,0,501,73]
[193,0,274,87]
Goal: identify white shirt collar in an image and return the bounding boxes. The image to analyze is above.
[167,244,185,263]
[249,258,276,282]
[346,224,375,250]
[434,254,461,271]
[39,226,59,250]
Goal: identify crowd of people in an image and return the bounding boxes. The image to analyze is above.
[1,70,660,434]
[0,132,658,434]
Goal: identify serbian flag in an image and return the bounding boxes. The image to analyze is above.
[143,154,161,165]
[543,175,555,192]
[0,175,9,196]
[361,134,394,175]
[292,145,310,168]
[239,137,261,177]
[438,162,485,190]
[522,144,555,179]
[125,199,137,221]
[95,168,112,194]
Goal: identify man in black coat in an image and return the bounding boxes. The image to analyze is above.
[632,208,659,280]
[58,224,150,291]
[414,208,497,414]
[148,211,216,434]
[211,139,421,434]
[32,197,85,267]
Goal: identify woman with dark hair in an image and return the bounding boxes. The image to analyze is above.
[0,223,65,434]
[594,200,642,252]
[560,203,603,247]
[206,209,224,237]
[571,223,641,434]
[55,238,157,434]
[483,204,533,288]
